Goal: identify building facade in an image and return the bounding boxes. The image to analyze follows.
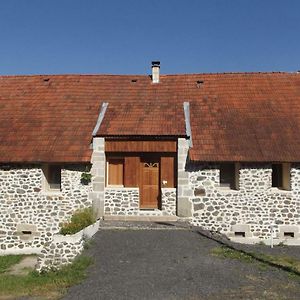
[1,63,300,253]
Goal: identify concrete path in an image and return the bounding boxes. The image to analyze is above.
[64,226,300,300]
[8,256,37,276]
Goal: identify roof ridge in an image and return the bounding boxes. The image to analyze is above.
[0,71,298,79]
[160,71,298,76]
[0,73,148,78]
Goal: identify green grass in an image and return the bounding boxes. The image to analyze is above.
[60,207,96,235]
[0,255,93,299]
[211,246,254,263]
[254,252,300,273]
[0,255,24,273]
[212,245,300,276]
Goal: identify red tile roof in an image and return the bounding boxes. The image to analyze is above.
[0,72,299,162]
[98,102,185,136]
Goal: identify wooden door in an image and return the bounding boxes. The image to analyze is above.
[140,158,160,209]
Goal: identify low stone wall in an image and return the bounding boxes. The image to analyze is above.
[36,237,84,272]
[0,164,92,254]
[161,188,177,215]
[36,220,99,272]
[104,187,177,216]
[104,188,140,215]
[189,163,300,239]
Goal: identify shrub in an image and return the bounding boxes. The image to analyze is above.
[60,208,95,235]
[80,172,92,185]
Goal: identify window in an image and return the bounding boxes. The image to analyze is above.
[231,224,252,238]
[272,163,291,190]
[43,165,61,191]
[279,225,298,239]
[16,224,39,241]
[107,158,124,186]
[220,163,239,190]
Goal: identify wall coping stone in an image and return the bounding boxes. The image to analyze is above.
[52,220,100,243]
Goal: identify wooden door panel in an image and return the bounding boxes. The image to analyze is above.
[161,156,175,187]
[143,169,158,185]
[124,156,140,187]
[107,158,124,185]
[141,186,159,208]
[140,158,160,209]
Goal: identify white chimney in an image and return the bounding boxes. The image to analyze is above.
[151,61,160,83]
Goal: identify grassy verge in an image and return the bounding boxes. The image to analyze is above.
[254,252,300,273]
[0,255,24,273]
[212,246,300,276]
[0,255,92,299]
[212,246,254,263]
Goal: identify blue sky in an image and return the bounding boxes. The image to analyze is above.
[0,0,299,75]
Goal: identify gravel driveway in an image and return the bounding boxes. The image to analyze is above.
[64,227,300,300]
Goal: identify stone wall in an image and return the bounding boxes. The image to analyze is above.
[189,163,300,239]
[104,187,177,216]
[161,188,177,215]
[36,220,99,272]
[0,164,92,254]
[104,188,139,215]
[36,237,84,272]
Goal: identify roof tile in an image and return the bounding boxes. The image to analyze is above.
[0,72,299,162]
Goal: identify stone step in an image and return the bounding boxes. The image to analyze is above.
[103,215,179,222]
[99,219,191,230]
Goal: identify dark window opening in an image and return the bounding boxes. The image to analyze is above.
[47,165,61,190]
[220,163,238,190]
[272,164,291,190]
[22,231,32,235]
[284,232,294,238]
[234,232,246,237]
[272,164,282,188]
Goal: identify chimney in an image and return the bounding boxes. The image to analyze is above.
[151,61,160,83]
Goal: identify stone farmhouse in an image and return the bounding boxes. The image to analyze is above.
[1,62,300,254]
